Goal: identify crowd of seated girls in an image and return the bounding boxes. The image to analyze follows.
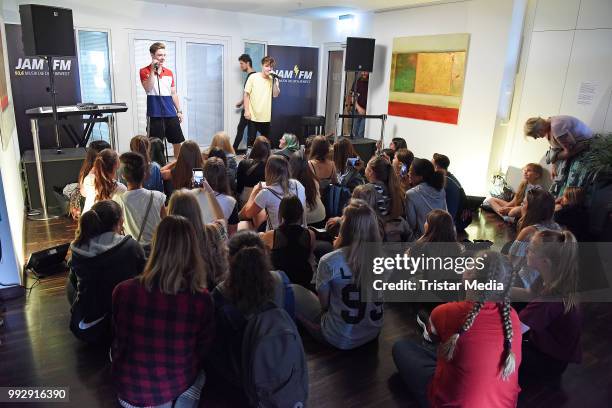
[65,131,588,407]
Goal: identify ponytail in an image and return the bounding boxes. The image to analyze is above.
[93,149,119,201]
[368,155,404,218]
[74,210,104,247]
[534,229,579,312]
[411,158,445,191]
[73,200,123,247]
[429,170,446,191]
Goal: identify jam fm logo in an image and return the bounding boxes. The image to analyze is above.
[275,65,313,83]
[14,58,72,76]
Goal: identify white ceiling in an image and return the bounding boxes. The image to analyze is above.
[139,0,456,20]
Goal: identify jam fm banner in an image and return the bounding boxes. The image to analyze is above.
[5,24,80,153]
[268,45,318,145]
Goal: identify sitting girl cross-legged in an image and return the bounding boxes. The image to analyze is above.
[208,231,295,386]
[393,251,521,408]
[513,229,582,386]
[67,200,145,345]
[112,215,215,408]
[293,199,385,350]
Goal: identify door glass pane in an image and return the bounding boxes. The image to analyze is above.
[185,42,223,147]
[244,42,265,73]
[78,30,112,142]
[325,50,344,134]
[133,39,177,135]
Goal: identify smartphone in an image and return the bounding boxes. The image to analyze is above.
[400,164,408,177]
[245,147,253,158]
[192,168,205,188]
[346,157,360,167]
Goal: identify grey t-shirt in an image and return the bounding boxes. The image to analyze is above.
[316,248,384,349]
[113,188,165,246]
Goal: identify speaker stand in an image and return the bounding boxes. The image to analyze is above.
[28,118,60,221]
[44,56,63,154]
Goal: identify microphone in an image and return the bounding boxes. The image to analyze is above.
[269,70,280,79]
[153,62,159,75]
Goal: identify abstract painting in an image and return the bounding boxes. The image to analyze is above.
[388,33,469,125]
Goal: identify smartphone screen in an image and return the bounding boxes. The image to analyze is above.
[346,157,359,167]
[245,147,253,158]
[192,168,204,188]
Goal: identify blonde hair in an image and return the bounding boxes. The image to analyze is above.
[530,229,579,312]
[335,199,382,287]
[515,163,543,204]
[167,190,229,288]
[210,131,235,155]
[140,215,207,294]
[524,117,547,138]
[440,251,517,380]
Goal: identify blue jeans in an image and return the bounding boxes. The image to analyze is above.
[392,340,436,408]
[352,116,366,138]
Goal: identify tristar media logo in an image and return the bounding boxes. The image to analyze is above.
[275,64,314,84]
[14,57,73,77]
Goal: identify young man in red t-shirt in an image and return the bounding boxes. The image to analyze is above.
[139,42,184,158]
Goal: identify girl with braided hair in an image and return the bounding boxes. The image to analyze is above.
[517,229,582,385]
[392,251,521,408]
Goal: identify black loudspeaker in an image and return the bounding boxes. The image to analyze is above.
[350,138,378,164]
[25,243,70,277]
[19,4,75,56]
[345,37,375,72]
[22,148,86,210]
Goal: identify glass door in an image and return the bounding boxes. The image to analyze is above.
[184,42,224,148]
[325,50,344,135]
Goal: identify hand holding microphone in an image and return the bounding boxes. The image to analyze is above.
[151,60,160,75]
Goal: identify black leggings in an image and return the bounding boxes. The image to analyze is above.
[519,337,568,386]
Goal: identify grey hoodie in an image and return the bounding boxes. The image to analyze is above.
[405,183,448,237]
[71,231,126,258]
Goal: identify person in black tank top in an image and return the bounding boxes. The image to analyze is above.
[262,195,315,288]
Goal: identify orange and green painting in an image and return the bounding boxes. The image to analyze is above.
[388,34,469,125]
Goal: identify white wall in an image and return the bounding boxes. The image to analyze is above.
[369,0,516,195]
[2,0,312,153]
[501,0,612,186]
[0,13,25,287]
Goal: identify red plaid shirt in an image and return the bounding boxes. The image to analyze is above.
[111,278,215,406]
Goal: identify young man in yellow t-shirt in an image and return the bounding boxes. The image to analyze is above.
[243,56,280,147]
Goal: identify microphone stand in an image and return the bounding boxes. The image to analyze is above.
[154,64,169,161]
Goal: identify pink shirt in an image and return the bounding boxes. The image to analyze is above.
[549,115,593,148]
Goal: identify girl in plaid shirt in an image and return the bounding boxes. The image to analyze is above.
[112,215,215,408]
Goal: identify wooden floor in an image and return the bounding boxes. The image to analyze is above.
[1,211,611,407]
